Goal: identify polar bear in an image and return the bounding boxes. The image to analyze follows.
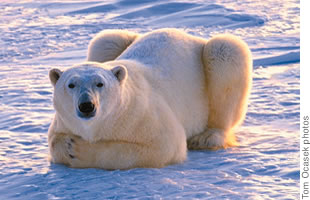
[48,28,252,170]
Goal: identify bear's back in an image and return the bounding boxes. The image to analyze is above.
[118,29,206,68]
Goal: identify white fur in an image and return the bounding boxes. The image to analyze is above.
[48,28,252,169]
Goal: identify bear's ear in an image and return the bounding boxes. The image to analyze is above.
[111,65,127,84]
[49,68,63,87]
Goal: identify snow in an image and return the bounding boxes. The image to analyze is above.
[0,0,299,199]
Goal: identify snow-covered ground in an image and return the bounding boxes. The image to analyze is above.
[0,0,299,199]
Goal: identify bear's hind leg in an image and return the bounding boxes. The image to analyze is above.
[87,30,138,62]
[188,34,252,150]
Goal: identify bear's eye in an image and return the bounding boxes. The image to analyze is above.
[96,83,104,88]
[68,83,75,89]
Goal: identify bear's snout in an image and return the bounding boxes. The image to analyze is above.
[77,93,96,119]
[79,102,95,114]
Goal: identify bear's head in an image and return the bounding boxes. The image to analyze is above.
[49,62,127,139]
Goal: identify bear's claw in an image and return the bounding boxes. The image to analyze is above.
[65,137,76,159]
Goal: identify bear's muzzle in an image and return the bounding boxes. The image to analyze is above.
[77,93,96,119]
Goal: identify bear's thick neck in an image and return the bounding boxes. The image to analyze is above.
[96,69,151,143]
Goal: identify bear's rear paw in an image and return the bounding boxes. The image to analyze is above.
[187,128,236,150]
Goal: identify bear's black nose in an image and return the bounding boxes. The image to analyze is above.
[78,102,95,114]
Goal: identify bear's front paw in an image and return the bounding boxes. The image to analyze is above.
[65,136,77,159]
[64,134,95,168]
[187,128,235,150]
